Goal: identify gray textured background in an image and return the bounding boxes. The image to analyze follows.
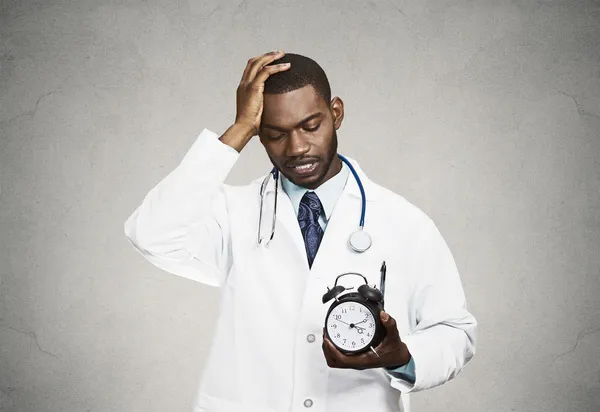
[1,1,599,411]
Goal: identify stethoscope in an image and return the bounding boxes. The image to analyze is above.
[257,154,372,253]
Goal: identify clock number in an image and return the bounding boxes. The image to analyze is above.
[332,324,337,329]
[335,315,341,320]
[352,341,356,347]
[336,333,340,338]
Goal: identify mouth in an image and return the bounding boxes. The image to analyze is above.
[287,161,319,177]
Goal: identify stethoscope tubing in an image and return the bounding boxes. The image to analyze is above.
[259,154,367,246]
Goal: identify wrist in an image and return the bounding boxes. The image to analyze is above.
[385,342,411,369]
[220,123,255,152]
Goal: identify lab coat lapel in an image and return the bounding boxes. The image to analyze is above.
[309,190,353,271]
[311,157,379,272]
[259,157,378,271]
[257,173,312,267]
[275,190,311,266]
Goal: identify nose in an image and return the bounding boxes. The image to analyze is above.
[285,130,310,157]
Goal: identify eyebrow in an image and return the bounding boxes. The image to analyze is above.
[261,112,323,132]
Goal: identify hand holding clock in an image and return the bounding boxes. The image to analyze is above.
[322,311,411,370]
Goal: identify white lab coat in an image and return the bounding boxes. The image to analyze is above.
[124,128,477,412]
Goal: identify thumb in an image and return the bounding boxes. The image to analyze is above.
[380,310,398,331]
[380,310,390,323]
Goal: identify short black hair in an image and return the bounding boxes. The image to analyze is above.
[264,53,331,104]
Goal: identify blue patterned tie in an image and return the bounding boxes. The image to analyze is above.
[298,191,324,268]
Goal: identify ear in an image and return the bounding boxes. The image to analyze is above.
[330,97,344,130]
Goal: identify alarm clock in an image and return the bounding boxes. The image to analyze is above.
[322,262,387,355]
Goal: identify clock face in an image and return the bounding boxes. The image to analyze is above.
[326,301,377,352]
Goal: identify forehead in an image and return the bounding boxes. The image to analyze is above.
[262,85,328,126]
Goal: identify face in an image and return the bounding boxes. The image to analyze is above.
[258,85,344,189]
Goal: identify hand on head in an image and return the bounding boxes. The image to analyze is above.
[235,50,291,138]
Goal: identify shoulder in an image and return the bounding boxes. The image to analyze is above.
[368,179,436,231]
[222,174,268,197]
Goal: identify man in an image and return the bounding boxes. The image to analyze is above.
[124,51,477,412]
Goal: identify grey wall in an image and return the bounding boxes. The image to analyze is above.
[1,0,599,411]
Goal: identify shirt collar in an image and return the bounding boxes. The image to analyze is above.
[281,161,350,220]
[257,155,379,203]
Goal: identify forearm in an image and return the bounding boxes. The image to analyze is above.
[386,218,477,392]
[398,312,476,391]
[124,127,241,255]
[219,122,255,152]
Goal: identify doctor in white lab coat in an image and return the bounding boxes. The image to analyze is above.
[124,51,477,412]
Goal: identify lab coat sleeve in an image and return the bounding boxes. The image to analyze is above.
[123,128,239,287]
[387,219,477,393]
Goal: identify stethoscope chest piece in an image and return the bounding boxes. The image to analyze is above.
[349,229,372,253]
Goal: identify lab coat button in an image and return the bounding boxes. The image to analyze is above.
[306,334,315,343]
[304,399,313,407]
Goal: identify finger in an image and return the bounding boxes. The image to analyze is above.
[252,62,291,86]
[243,50,286,83]
[357,351,379,369]
[380,310,389,323]
[324,339,379,370]
[240,56,258,82]
[323,337,349,368]
[322,337,337,367]
[381,311,399,334]
[322,335,337,357]
[336,347,375,370]
[373,339,387,353]
[240,51,278,82]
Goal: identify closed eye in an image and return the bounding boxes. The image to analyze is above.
[304,124,321,132]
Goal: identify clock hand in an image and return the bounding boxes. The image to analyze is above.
[334,320,365,331]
